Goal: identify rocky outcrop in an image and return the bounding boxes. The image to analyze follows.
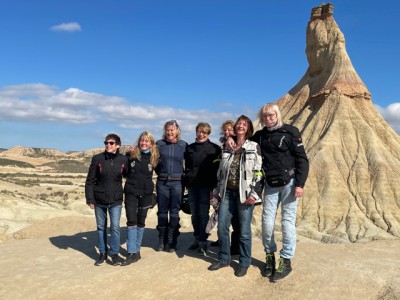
[275,3,400,242]
[0,146,68,158]
[0,146,130,160]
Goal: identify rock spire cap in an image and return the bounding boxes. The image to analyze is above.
[311,3,334,20]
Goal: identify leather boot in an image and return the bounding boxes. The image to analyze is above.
[156,226,166,251]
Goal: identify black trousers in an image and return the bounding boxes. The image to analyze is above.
[125,194,150,227]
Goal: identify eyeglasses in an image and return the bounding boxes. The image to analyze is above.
[263,113,276,119]
[196,130,209,135]
[104,141,116,145]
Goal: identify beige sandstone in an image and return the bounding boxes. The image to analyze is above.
[271,3,400,243]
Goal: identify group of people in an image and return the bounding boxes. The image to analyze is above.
[85,103,309,282]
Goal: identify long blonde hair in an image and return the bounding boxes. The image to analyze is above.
[131,131,160,168]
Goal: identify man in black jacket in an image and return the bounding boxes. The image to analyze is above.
[85,133,128,266]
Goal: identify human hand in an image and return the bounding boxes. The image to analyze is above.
[244,195,255,205]
[225,136,235,150]
[294,187,304,198]
[210,190,220,201]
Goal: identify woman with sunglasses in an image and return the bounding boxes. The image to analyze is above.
[155,120,188,252]
[121,131,160,266]
[85,133,128,266]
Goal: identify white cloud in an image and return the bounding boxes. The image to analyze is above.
[50,22,81,32]
[49,88,125,107]
[0,84,237,139]
[375,103,400,134]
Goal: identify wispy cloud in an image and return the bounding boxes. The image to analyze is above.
[0,84,237,141]
[375,103,400,133]
[50,22,81,32]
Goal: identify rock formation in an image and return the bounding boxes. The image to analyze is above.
[275,3,400,242]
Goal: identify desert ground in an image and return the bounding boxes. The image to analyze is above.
[1,150,400,299]
[1,212,400,300]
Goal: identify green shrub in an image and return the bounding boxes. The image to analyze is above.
[0,158,34,168]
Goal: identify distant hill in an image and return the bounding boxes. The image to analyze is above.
[0,145,130,160]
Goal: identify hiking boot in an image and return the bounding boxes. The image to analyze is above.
[264,252,275,277]
[157,239,164,252]
[165,244,176,253]
[197,242,208,256]
[188,241,199,251]
[208,261,229,271]
[121,252,141,266]
[273,257,292,282]
[133,251,141,262]
[234,266,248,277]
[94,253,107,266]
[108,254,122,266]
[156,226,166,251]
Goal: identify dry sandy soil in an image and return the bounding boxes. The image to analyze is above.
[0,210,399,300]
[1,152,400,299]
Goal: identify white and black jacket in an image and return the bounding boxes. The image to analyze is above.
[214,140,263,203]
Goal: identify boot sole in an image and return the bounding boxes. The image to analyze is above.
[272,270,293,282]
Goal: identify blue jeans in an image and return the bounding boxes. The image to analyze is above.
[188,187,210,242]
[94,204,122,256]
[262,178,298,259]
[156,180,182,245]
[218,189,254,268]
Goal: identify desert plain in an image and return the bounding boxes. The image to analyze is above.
[0,147,400,300]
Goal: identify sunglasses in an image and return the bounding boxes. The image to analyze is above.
[104,141,116,145]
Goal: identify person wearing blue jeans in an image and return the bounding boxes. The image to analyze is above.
[185,122,221,255]
[262,178,298,259]
[208,115,263,277]
[252,103,309,281]
[85,133,128,266]
[217,189,254,268]
[155,120,187,252]
[122,131,160,266]
[94,204,122,259]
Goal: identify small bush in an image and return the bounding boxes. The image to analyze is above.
[0,158,34,168]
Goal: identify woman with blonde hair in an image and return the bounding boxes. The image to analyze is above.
[122,131,159,266]
[155,120,188,252]
[253,103,309,281]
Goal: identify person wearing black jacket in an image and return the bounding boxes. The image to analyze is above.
[184,122,221,255]
[85,133,128,266]
[252,103,309,281]
[121,131,159,266]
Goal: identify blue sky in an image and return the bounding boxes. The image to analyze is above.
[1,0,399,152]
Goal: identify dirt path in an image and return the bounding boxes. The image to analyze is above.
[0,215,399,300]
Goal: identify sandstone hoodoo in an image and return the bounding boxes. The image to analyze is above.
[275,3,400,242]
